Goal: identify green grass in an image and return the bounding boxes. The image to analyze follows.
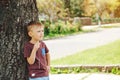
[101,23,120,28]
[101,26,120,28]
[51,40,120,65]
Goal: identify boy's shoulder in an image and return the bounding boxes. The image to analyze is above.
[41,41,46,46]
[24,41,33,48]
[41,41,48,48]
[24,41,30,45]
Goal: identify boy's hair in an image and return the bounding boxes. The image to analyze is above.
[27,21,44,32]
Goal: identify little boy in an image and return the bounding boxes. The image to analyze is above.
[24,21,50,80]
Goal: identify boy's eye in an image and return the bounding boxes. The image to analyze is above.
[37,30,44,32]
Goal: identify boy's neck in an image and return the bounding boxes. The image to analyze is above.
[30,39,41,44]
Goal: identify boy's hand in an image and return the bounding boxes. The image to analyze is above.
[33,41,40,51]
[47,66,50,72]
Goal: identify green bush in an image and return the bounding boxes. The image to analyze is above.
[50,67,100,74]
[45,20,82,37]
[44,20,51,36]
[111,67,120,75]
[50,67,120,75]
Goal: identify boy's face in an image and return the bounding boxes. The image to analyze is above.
[28,26,44,41]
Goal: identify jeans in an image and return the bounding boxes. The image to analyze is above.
[29,76,49,80]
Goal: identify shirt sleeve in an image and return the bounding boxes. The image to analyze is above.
[44,43,49,53]
[24,43,31,58]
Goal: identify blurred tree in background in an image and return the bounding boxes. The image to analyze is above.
[37,0,66,22]
[82,0,96,17]
[36,0,120,36]
[70,0,84,17]
[37,0,120,21]
[114,0,120,17]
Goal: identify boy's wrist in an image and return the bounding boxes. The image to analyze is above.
[47,66,50,72]
[47,66,50,68]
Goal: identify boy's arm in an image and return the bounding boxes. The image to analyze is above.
[46,52,50,71]
[27,41,40,65]
[27,48,37,65]
[46,53,50,66]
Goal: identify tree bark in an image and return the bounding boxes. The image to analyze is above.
[0,0,38,80]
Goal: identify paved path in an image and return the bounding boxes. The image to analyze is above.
[45,27,120,60]
[50,73,120,80]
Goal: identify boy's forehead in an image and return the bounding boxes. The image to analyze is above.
[30,26,43,31]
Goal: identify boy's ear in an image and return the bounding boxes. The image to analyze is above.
[28,31,32,37]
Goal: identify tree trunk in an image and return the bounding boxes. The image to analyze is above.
[0,0,38,80]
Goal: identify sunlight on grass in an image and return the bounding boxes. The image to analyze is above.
[51,40,120,65]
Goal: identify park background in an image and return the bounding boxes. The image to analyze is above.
[36,0,120,75]
[0,0,120,80]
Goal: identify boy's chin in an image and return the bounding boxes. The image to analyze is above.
[39,38,43,41]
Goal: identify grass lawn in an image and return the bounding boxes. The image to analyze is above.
[51,39,120,65]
